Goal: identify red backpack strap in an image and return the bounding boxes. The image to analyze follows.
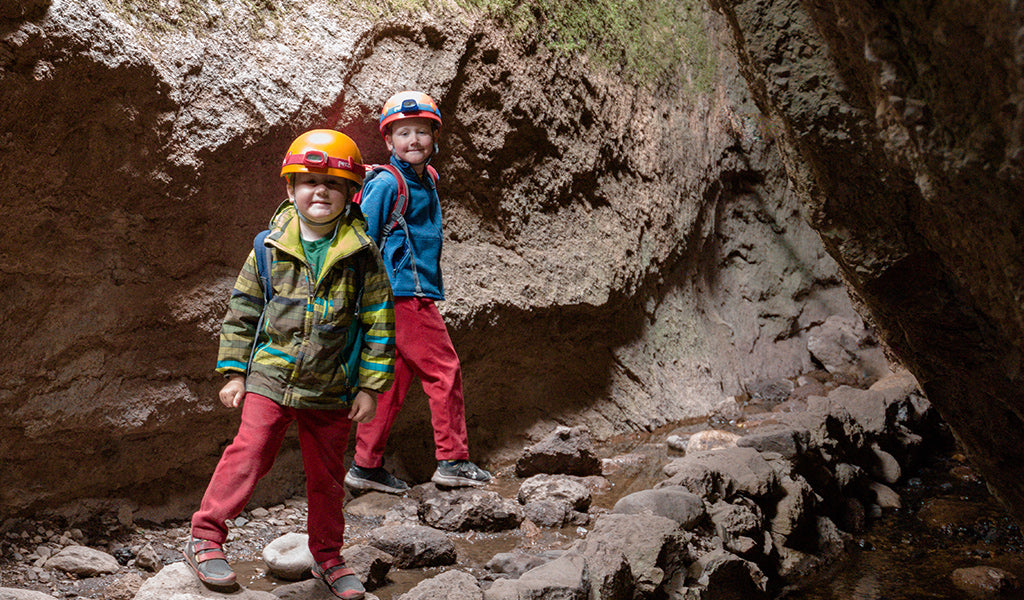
[427,165,439,185]
[379,164,409,240]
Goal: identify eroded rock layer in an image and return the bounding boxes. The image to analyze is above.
[1,1,860,519]
[708,0,1024,522]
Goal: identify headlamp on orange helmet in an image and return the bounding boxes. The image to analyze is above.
[280,129,365,187]
[379,91,442,137]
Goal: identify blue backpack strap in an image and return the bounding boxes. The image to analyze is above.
[247,230,273,374]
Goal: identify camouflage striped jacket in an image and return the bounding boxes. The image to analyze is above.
[216,202,395,409]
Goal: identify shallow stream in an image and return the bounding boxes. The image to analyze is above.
[238,416,1024,599]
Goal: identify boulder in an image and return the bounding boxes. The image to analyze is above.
[486,550,564,579]
[660,447,780,502]
[132,563,278,600]
[518,474,592,512]
[399,569,482,600]
[44,545,120,577]
[685,430,741,453]
[611,487,706,529]
[365,525,456,568]
[483,553,589,600]
[951,566,1021,598]
[571,513,690,598]
[341,544,394,591]
[417,486,523,532]
[262,532,313,581]
[516,426,603,477]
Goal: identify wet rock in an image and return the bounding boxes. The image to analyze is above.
[0,588,59,600]
[44,545,120,576]
[833,462,866,492]
[768,476,816,549]
[666,434,689,453]
[685,430,741,453]
[516,426,603,477]
[709,499,764,557]
[381,497,422,527]
[345,492,412,518]
[777,400,867,463]
[133,562,277,599]
[684,549,768,599]
[365,525,455,568]
[571,513,690,598]
[486,550,564,579]
[274,578,381,600]
[806,315,888,385]
[521,500,571,528]
[483,553,589,600]
[824,386,889,438]
[869,443,902,484]
[611,487,705,529]
[518,474,592,512]
[737,425,809,459]
[400,569,482,600]
[745,378,795,404]
[660,447,780,502]
[262,532,313,581]
[951,565,1021,598]
[711,396,744,422]
[417,486,523,532]
[789,379,828,402]
[868,481,901,509]
[341,544,393,590]
[134,542,161,572]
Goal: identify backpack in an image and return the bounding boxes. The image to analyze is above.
[352,163,439,243]
[246,229,365,402]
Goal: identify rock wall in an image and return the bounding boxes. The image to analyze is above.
[707,0,1024,522]
[0,0,860,520]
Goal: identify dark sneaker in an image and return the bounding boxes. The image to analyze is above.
[344,465,409,494]
[182,536,237,589]
[312,556,365,600]
[432,460,492,487]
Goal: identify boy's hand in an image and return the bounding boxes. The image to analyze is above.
[349,389,377,423]
[219,375,246,408]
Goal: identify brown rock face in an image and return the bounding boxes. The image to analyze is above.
[1,4,860,519]
[708,0,1024,521]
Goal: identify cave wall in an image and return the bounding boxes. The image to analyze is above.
[707,0,1024,522]
[0,0,860,520]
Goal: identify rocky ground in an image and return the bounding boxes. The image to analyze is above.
[3,363,1024,600]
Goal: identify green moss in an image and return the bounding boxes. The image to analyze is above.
[460,0,715,92]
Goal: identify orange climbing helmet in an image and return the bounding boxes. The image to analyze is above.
[379,91,442,136]
[280,129,364,186]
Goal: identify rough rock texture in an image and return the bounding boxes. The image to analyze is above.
[1,0,862,518]
[707,0,1024,522]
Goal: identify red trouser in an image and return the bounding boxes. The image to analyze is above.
[354,297,469,468]
[191,393,351,563]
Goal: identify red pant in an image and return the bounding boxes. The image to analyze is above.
[191,393,351,563]
[354,297,469,468]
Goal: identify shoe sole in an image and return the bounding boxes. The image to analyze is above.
[344,473,408,495]
[431,473,490,487]
[182,549,237,588]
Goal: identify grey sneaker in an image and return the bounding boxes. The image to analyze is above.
[432,460,492,487]
[344,465,409,494]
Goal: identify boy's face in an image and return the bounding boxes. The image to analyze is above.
[385,117,435,166]
[287,172,352,224]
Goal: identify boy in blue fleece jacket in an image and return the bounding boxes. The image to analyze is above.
[344,91,491,493]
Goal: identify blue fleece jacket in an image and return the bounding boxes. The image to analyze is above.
[359,156,445,300]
